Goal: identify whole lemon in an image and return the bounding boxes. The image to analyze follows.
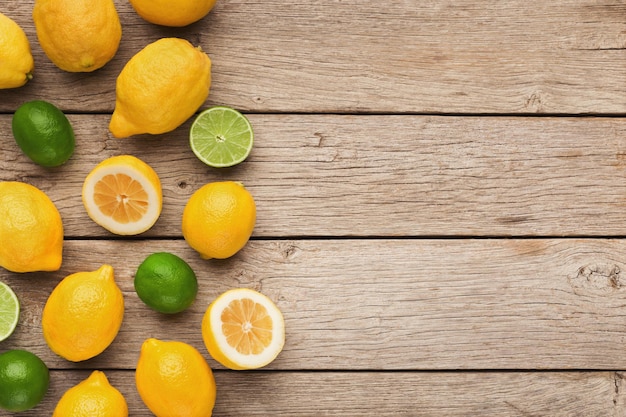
[109,38,211,138]
[182,181,256,259]
[0,12,34,89]
[12,100,75,167]
[0,182,63,273]
[129,0,217,27]
[42,265,124,362]
[33,0,121,72]
[53,370,128,417]
[136,338,216,417]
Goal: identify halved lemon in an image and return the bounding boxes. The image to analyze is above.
[201,288,285,370]
[82,155,162,235]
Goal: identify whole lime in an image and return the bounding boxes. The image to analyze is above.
[12,100,75,167]
[134,252,198,314]
[0,349,49,412]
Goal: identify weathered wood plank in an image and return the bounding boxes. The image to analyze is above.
[4,370,621,417]
[1,114,626,237]
[3,238,626,370]
[1,0,626,114]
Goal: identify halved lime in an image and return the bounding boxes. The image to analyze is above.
[190,106,254,168]
[0,282,19,342]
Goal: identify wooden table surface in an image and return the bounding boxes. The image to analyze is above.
[2,0,626,415]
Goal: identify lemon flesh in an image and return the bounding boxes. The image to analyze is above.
[202,288,285,370]
[0,12,34,89]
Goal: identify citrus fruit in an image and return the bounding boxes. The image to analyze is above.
[190,106,254,168]
[53,370,128,417]
[201,288,285,370]
[42,265,124,362]
[0,350,49,412]
[82,155,162,235]
[0,12,34,89]
[0,181,63,273]
[12,100,75,167]
[33,0,121,72]
[129,0,217,26]
[136,338,216,417]
[134,252,198,314]
[109,38,211,138]
[0,282,19,343]
[182,181,256,259]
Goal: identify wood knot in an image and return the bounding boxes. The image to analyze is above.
[568,263,624,296]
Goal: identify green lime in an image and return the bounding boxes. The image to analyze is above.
[134,252,198,314]
[0,281,19,342]
[12,100,75,167]
[0,350,49,412]
[190,106,254,168]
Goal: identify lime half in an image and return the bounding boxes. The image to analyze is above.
[0,282,19,342]
[190,106,254,168]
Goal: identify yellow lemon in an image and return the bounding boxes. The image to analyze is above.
[42,265,124,362]
[136,338,216,417]
[109,38,211,138]
[182,181,256,259]
[129,0,217,27]
[33,0,121,72]
[202,288,285,370]
[0,12,34,89]
[53,371,128,417]
[0,182,63,273]
[82,155,162,235]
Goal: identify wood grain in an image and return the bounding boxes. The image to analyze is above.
[1,114,626,237]
[2,238,626,370]
[2,0,626,114]
[7,370,621,417]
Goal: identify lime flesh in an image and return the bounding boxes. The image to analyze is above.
[0,282,19,342]
[190,106,254,168]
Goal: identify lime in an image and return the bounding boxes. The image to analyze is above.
[189,106,254,168]
[0,349,49,412]
[0,281,19,342]
[12,100,75,167]
[134,252,198,314]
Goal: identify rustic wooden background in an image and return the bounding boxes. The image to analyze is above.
[2,0,626,415]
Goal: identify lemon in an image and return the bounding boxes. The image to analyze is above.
[12,100,75,167]
[53,370,128,417]
[0,12,34,89]
[42,265,124,362]
[109,38,211,138]
[129,0,217,27]
[82,155,163,235]
[0,182,63,273]
[136,338,216,417]
[182,181,256,259]
[0,282,20,343]
[202,288,285,370]
[134,252,198,314]
[0,350,49,412]
[33,0,122,72]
